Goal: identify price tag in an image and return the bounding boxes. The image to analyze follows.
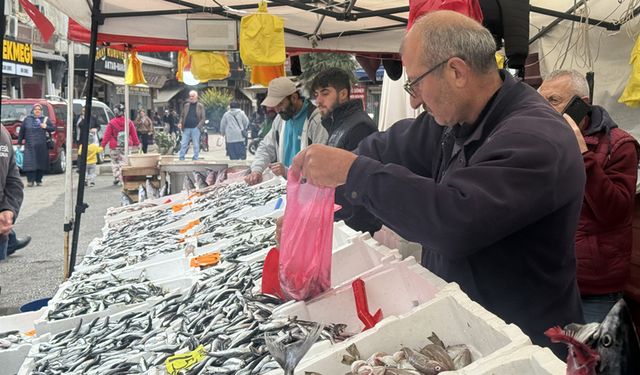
[165,344,207,375]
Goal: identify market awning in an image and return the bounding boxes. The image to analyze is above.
[155,87,182,104]
[94,73,149,88]
[32,50,66,62]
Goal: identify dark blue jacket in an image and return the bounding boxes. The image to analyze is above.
[18,115,54,172]
[341,72,585,355]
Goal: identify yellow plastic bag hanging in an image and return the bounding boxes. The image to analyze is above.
[250,64,285,86]
[125,50,146,85]
[189,51,230,82]
[618,35,640,108]
[240,1,285,66]
[176,49,189,82]
[495,52,505,69]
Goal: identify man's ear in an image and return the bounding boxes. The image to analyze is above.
[338,87,350,103]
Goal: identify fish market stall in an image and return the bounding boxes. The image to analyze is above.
[4,177,568,375]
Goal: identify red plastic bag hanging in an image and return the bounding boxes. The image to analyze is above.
[279,169,335,301]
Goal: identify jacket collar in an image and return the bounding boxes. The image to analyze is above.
[322,99,364,128]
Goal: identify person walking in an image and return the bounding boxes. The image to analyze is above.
[134,109,155,153]
[101,104,140,185]
[78,130,104,187]
[220,101,249,160]
[17,103,54,187]
[178,91,205,160]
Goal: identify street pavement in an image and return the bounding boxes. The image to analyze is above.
[0,134,253,315]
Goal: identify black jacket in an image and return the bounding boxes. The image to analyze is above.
[341,72,584,356]
[322,99,377,151]
[480,0,530,70]
[0,126,23,219]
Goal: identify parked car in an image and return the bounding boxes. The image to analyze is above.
[72,99,115,163]
[1,98,69,173]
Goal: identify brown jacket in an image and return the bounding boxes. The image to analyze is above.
[180,102,206,129]
[135,115,154,134]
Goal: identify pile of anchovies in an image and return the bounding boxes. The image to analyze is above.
[29,262,349,374]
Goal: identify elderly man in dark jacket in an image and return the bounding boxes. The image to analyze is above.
[539,70,640,323]
[0,125,24,260]
[291,11,584,357]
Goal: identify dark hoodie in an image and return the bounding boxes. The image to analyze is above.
[101,116,141,149]
[322,99,377,151]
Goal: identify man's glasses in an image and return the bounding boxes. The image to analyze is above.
[403,58,453,97]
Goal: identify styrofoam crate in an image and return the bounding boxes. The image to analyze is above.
[452,345,565,375]
[111,255,200,282]
[234,196,284,220]
[272,256,448,333]
[374,225,423,261]
[0,309,43,334]
[34,277,194,336]
[1,343,32,375]
[333,220,360,249]
[283,284,531,375]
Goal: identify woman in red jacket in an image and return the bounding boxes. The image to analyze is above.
[101,104,140,185]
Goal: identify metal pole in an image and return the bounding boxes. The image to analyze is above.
[1,0,5,91]
[70,0,102,276]
[63,41,75,279]
[124,66,130,156]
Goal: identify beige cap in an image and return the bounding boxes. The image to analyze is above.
[261,77,298,107]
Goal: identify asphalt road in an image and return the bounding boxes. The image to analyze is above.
[0,171,122,315]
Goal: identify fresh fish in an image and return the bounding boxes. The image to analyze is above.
[194,171,208,190]
[546,299,640,375]
[138,184,147,203]
[146,178,159,199]
[402,347,447,375]
[266,323,324,375]
[183,174,195,192]
[120,192,133,206]
[206,169,218,186]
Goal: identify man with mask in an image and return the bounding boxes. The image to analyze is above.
[245,77,327,185]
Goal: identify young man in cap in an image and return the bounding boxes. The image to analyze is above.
[245,77,327,185]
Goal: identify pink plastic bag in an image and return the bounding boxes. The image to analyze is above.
[279,169,335,300]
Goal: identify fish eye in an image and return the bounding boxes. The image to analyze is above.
[601,334,613,347]
[435,366,442,371]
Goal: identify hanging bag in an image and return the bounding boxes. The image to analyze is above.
[240,2,285,66]
[279,169,335,300]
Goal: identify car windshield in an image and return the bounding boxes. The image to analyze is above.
[1,104,49,123]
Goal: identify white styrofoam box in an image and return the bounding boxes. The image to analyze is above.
[2,343,32,375]
[234,196,284,220]
[284,284,531,375]
[111,255,200,283]
[0,309,44,334]
[373,225,423,261]
[34,277,194,336]
[272,256,448,333]
[333,220,360,249]
[451,345,565,375]
[330,233,401,287]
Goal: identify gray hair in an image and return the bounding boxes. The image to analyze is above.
[544,70,589,98]
[405,11,497,74]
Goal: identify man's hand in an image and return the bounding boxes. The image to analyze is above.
[269,163,286,177]
[563,114,588,154]
[0,210,14,236]
[275,215,283,244]
[244,171,263,186]
[178,123,183,130]
[291,144,357,188]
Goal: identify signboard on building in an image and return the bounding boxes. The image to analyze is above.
[2,40,33,77]
[95,48,126,74]
[350,86,366,106]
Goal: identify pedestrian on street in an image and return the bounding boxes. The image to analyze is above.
[101,104,140,185]
[79,130,104,187]
[0,124,24,260]
[135,109,155,153]
[17,103,54,187]
[178,90,206,160]
[220,101,249,160]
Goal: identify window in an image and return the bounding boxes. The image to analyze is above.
[53,105,68,124]
[0,104,49,122]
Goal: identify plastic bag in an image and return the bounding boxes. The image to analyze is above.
[239,2,285,66]
[125,51,147,85]
[14,147,23,169]
[279,169,335,301]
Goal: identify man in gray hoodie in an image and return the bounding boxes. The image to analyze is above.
[220,101,249,160]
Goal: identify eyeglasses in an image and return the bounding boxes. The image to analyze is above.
[403,58,452,97]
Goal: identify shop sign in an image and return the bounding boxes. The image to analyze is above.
[116,85,150,96]
[2,40,34,77]
[350,86,366,103]
[95,48,126,74]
